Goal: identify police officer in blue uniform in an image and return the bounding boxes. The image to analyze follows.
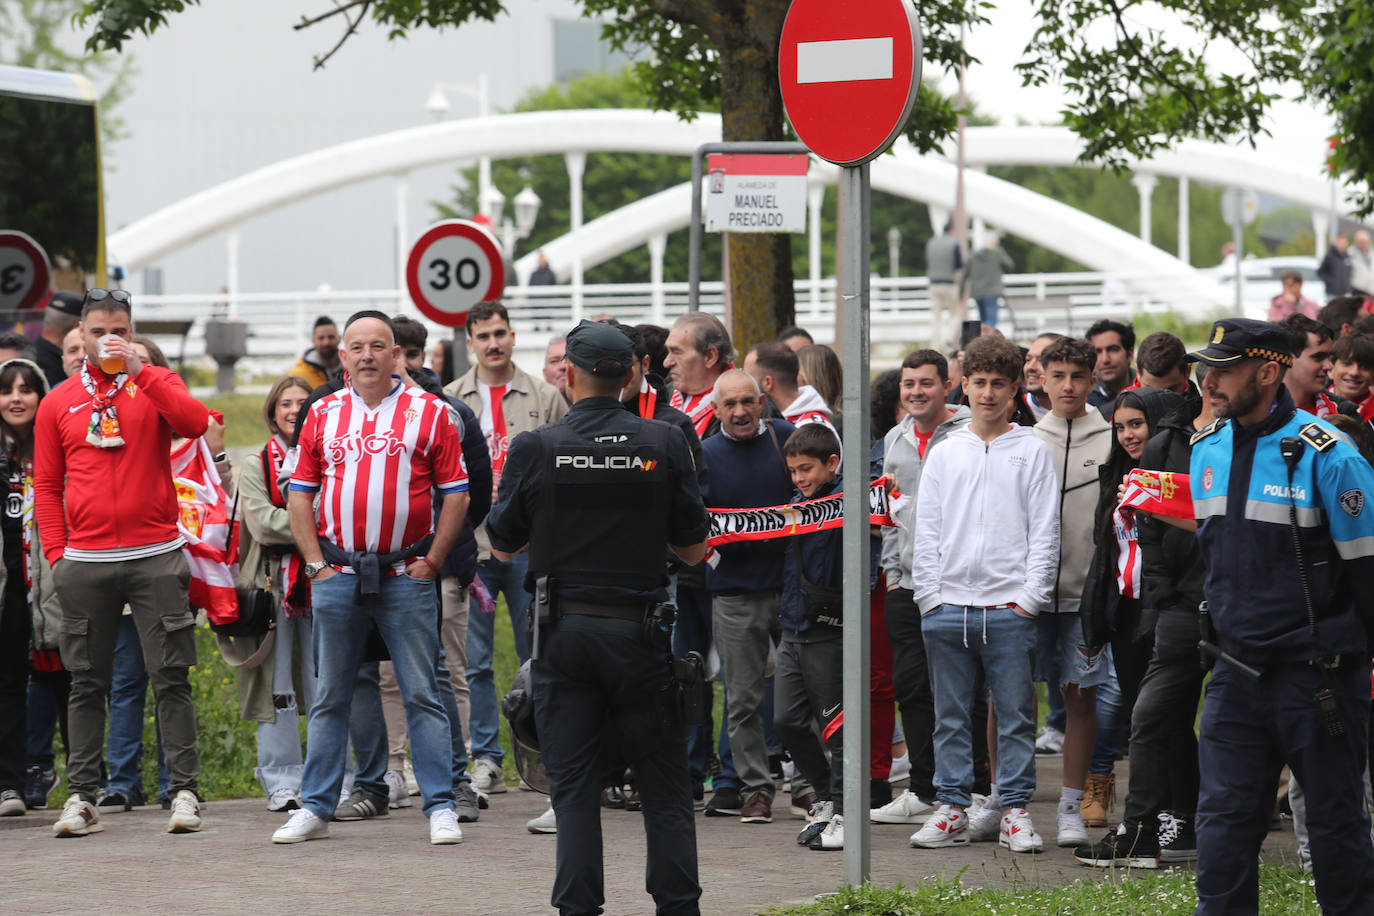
[1188,318,1374,915]
[485,320,710,916]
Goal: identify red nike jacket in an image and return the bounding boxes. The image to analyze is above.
[35,363,209,564]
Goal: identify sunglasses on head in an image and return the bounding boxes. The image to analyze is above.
[84,288,131,306]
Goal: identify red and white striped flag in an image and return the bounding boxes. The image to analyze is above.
[171,436,239,626]
[1113,470,1194,597]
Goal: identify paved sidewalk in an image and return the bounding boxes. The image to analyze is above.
[0,759,1296,915]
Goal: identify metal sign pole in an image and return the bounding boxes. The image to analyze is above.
[839,162,872,886]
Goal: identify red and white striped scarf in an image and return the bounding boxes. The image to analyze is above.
[171,436,239,626]
[263,436,309,618]
[670,388,716,438]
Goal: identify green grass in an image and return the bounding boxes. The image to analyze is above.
[762,867,1320,915]
[201,392,272,449]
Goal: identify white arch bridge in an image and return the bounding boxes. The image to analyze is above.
[109,109,1354,365]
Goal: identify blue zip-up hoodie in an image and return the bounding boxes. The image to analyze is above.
[780,476,844,636]
[1192,386,1374,663]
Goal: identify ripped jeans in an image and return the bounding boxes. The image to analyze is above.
[256,608,318,797]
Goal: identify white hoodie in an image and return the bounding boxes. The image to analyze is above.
[782,385,837,436]
[911,425,1060,616]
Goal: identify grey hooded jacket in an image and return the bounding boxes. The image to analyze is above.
[879,405,971,590]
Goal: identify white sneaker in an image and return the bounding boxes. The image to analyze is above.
[796,800,833,846]
[871,789,935,824]
[429,808,463,845]
[888,752,912,784]
[1057,801,1088,847]
[911,804,969,848]
[966,803,1002,842]
[167,790,203,834]
[266,788,300,812]
[1035,726,1065,756]
[272,809,329,844]
[1000,807,1044,853]
[403,759,420,796]
[0,789,25,817]
[52,796,102,837]
[384,770,412,809]
[527,805,557,834]
[810,813,844,850]
[471,758,506,794]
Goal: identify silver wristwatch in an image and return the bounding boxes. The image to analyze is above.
[304,561,329,579]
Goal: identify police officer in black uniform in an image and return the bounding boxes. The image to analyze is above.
[1187,318,1374,915]
[485,319,710,916]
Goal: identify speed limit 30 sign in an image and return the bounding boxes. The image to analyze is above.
[405,220,505,328]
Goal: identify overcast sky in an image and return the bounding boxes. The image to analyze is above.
[80,0,1334,295]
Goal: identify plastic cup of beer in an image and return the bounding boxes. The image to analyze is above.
[98,335,125,375]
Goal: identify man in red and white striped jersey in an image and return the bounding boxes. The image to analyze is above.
[273,311,471,847]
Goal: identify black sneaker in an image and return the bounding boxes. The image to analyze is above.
[454,783,481,823]
[333,788,390,821]
[692,784,705,812]
[1074,823,1160,869]
[624,786,642,812]
[1158,813,1198,863]
[98,791,131,811]
[601,786,626,809]
[703,787,744,817]
[24,766,57,810]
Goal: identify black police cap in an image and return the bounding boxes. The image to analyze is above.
[565,319,633,378]
[1187,317,1293,368]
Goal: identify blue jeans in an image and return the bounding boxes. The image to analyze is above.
[27,669,69,771]
[107,614,168,800]
[1090,647,1123,774]
[352,594,471,790]
[468,554,531,764]
[975,296,1001,328]
[922,604,1037,808]
[256,609,316,797]
[300,572,454,819]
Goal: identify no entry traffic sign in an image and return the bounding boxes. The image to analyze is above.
[406,220,505,328]
[0,231,52,313]
[778,0,922,167]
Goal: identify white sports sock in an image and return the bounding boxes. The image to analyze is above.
[1059,787,1084,812]
[983,784,999,813]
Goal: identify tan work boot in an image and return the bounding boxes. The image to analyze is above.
[1081,772,1115,827]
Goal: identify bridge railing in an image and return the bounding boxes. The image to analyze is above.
[132,271,1216,377]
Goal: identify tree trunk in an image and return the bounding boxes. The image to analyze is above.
[718,37,795,356]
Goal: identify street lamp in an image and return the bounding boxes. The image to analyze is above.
[489,182,542,260]
[425,74,493,221]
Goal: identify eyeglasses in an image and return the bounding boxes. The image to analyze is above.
[84,288,131,306]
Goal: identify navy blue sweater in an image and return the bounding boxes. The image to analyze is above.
[780,476,844,635]
[702,419,795,594]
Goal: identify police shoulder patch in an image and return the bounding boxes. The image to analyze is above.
[1298,422,1337,453]
[1339,488,1364,517]
[1190,418,1225,446]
